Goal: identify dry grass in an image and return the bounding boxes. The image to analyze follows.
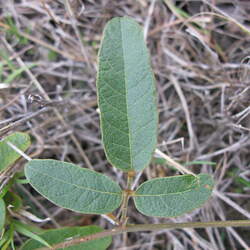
[0,0,250,249]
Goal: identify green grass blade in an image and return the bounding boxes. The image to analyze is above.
[0,199,6,233]
[13,221,51,248]
[5,63,36,84]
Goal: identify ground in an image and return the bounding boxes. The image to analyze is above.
[0,0,250,249]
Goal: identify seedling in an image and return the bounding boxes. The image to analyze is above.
[22,16,213,248]
[0,133,53,248]
[1,17,249,249]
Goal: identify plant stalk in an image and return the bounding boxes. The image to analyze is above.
[38,220,250,250]
[120,171,134,226]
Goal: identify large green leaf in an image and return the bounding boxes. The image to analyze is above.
[25,159,122,214]
[97,17,158,172]
[20,225,112,250]
[0,198,5,232]
[0,132,30,172]
[133,174,214,217]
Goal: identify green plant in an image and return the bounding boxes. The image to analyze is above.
[1,17,249,249]
[24,16,213,248]
[0,49,36,84]
[0,133,30,173]
[0,132,50,249]
[0,133,112,250]
[0,133,58,249]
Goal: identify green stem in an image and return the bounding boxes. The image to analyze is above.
[39,220,250,250]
